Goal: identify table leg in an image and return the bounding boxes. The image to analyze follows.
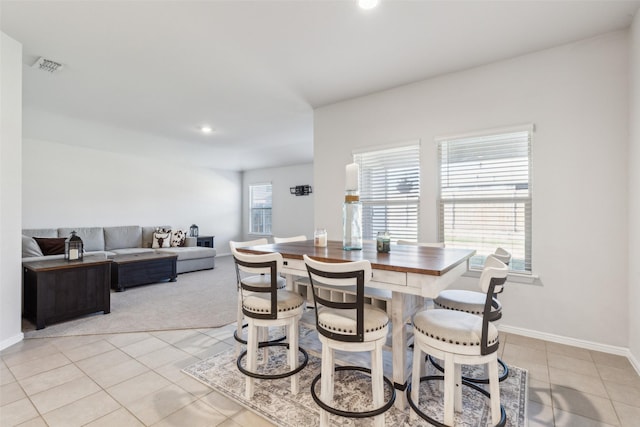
[391,291,407,409]
[284,272,298,294]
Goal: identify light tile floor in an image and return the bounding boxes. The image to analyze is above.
[1,325,639,426]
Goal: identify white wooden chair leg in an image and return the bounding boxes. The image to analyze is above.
[236,297,243,355]
[372,342,385,427]
[488,357,502,425]
[435,356,444,393]
[443,354,455,426]
[319,408,330,427]
[289,319,299,394]
[319,342,333,427]
[321,343,334,403]
[259,326,268,363]
[410,342,422,422]
[246,320,258,399]
[454,362,462,412]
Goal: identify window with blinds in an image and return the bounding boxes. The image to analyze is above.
[438,126,532,273]
[354,143,420,242]
[249,183,272,235]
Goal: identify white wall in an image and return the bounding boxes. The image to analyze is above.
[0,33,24,350]
[241,163,314,245]
[629,11,640,367]
[314,31,630,348]
[22,138,242,256]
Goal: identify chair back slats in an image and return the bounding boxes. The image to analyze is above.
[304,255,371,343]
[273,235,307,243]
[480,256,508,355]
[491,247,511,296]
[229,238,269,252]
[478,255,508,294]
[493,247,512,265]
[232,251,283,320]
[229,239,271,288]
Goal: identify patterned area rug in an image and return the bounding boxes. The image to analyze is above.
[183,328,527,426]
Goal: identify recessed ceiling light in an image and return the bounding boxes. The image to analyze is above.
[200,125,213,134]
[358,0,379,10]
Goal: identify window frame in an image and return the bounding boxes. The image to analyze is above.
[249,183,273,236]
[436,124,533,274]
[353,141,421,243]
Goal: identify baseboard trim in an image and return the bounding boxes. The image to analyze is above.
[499,324,640,375]
[0,332,24,351]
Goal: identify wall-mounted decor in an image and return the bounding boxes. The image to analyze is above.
[290,185,312,196]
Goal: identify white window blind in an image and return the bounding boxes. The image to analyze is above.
[438,127,532,273]
[354,143,420,242]
[249,184,272,235]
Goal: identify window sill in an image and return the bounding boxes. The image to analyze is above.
[463,269,540,285]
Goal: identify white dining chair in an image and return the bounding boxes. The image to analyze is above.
[229,238,286,346]
[432,247,512,383]
[233,250,308,399]
[408,255,508,426]
[304,255,395,427]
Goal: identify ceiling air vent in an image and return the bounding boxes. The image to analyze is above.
[31,57,64,73]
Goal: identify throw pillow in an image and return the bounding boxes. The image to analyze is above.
[33,237,66,256]
[22,235,44,257]
[152,231,171,248]
[171,229,186,247]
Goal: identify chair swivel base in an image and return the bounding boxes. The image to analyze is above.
[428,354,510,384]
[310,366,396,419]
[233,323,287,346]
[237,342,309,380]
[407,375,507,427]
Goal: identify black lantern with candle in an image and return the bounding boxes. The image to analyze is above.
[65,231,83,261]
[189,224,199,237]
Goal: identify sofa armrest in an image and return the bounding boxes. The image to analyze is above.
[184,237,197,247]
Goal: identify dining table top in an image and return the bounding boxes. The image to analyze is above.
[237,239,475,277]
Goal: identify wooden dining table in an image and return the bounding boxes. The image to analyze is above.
[237,239,475,408]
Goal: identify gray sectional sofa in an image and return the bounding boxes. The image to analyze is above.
[22,225,216,274]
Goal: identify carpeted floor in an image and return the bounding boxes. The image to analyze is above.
[183,327,528,427]
[23,255,238,338]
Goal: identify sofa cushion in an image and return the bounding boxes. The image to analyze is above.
[156,246,216,261]
[152,231,171,248]
[142,225,171,248]
[22,254,66,262]
[171,229,186,247]
[22,228,57,238]
[33,237,66,255]
[104,226,142,250]
[22,235,44,258]
[58,227,105,252]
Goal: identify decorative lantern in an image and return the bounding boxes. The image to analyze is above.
[65,231,83,261]
[189,224,199,237]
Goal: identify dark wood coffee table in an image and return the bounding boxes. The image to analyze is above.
[111,252,178,291]
[23,257,112,330]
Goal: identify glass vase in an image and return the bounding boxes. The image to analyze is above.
[343,190,362,250]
